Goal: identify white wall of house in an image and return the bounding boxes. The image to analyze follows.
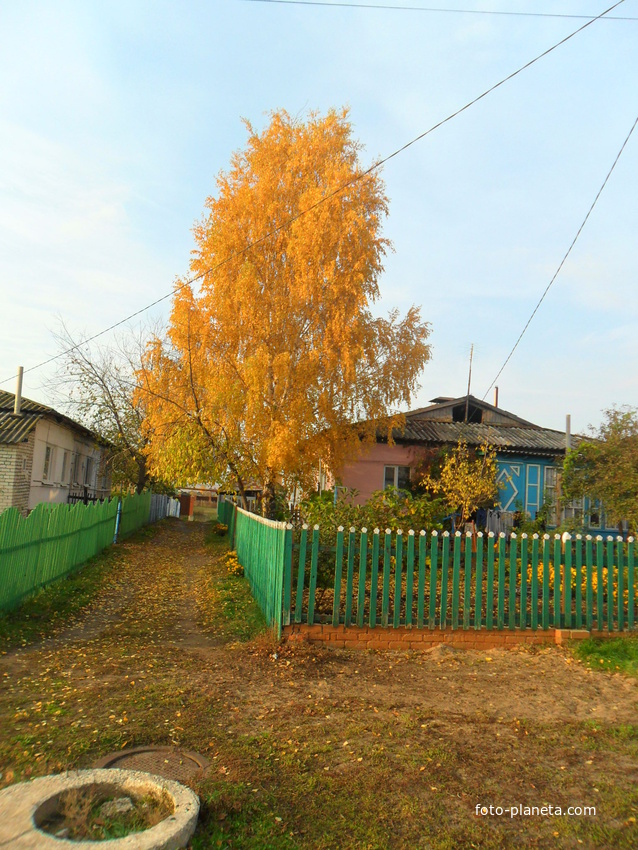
[28,420,105,509]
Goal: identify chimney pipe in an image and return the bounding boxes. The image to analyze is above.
[14,367,24,415]
[493,386,499,408]
[565,414,571,452]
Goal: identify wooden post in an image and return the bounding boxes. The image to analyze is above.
[332,526,344,627]
[357,528,368,628]
[369,529,380,628]
[307,526,320,625]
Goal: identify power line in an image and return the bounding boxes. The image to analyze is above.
[0,0,626,389]
[242,0,637,22]
[483,112,638,400]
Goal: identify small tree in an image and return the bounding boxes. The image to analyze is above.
[420,441,500,527]
[50,323,165,494]
[562,405,638,533]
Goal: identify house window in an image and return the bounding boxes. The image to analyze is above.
[70,452,80,485]
[587,499,602,529]
[601,508,617,531]
[384,465,411,491]
[543,466,559,526]
[563,496,584,522]
[42,445,55,481]
[61,451,69,484]
[544,466,557,494]
[84,457,94,487]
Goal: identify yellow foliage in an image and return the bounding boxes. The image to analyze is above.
[223,551,244,578]
[525,563,630,606]
[421,441,499,526]
[138,109,431,506]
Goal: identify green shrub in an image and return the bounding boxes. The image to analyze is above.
[300,487,445,537]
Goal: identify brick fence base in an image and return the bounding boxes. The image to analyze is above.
[283,623,619,651]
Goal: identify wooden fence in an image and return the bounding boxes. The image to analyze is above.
[118,491,152,539]
[222,502,637,635]
[219,501,291,635]
[289,527,636,633]
[0,491,156,613]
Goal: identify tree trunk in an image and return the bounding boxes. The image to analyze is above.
[262,473,277,520]
[135,455,148,494]
[236,474,248,510]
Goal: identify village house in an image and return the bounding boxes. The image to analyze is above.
[0,388,111,515]
[339,394,618,534]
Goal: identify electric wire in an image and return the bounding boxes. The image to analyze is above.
[0,0,626,388]
[483,112,638,400]
[242,0,637,22]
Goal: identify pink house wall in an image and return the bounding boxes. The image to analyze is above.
[339,442,426,504]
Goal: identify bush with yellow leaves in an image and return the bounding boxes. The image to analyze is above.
[223,550,244,578]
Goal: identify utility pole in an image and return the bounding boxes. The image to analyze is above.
[464,344,474,423]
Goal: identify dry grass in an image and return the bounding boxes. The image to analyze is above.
[39,786,173,840]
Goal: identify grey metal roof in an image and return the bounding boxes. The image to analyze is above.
[396,420,579,456]
[0,390,56,416]
[0,390,98,445]
[0,410,43,443]
[385,394,581,457]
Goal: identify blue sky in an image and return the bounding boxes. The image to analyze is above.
[1,0,636,434]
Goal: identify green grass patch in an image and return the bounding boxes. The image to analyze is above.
[572,636,638,678]
[214,574,267,641]
[0,549,119,653]
[191,777,298,850]
[204,521,228,546]
[200,528,268,642]
[0,524,162,653]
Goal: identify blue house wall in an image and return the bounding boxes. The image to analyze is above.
[496,454,618,534]
[496,455,554,517]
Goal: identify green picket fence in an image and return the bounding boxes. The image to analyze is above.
[219,502,291,634]
[218,500,236,537]
[0,491,157,613]
[235,509,291,634]
[224,505,637,634]
[118,491,152,539]
[0,498,119,612]
[288,528,637,632]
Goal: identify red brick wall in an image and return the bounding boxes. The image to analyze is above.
[283,623,606,651]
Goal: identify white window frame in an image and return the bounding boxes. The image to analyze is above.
[84,457,94,487]
[543,466,559,526]
[563,495,584,522]
[525,464,541,515]
[60,450,69,485]
[587,498,602,530]
[383,465,411,490]
[42,445,55,481]
[71,452,81,486]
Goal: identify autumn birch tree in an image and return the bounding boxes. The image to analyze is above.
[140,109,431,514]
